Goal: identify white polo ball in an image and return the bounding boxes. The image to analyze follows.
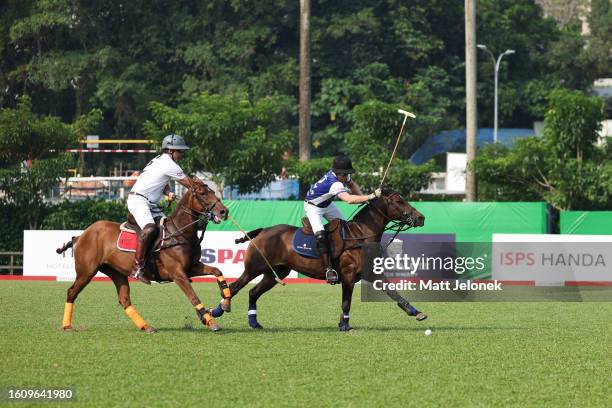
[424,329,432,336]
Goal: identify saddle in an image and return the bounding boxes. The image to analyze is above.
[119,214,192,251]
[292,218,345,259]
[117,214,195,282]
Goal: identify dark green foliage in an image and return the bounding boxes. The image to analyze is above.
[0,97,84,229]
[0,0,607,206]
[41,199,127,230]
[1,0,596,143]
[292,100,433,196]
[145,93,293,193]
[473,90,610,210]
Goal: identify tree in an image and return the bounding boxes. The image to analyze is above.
[291,100,434,197]
[473,89,609,210]
[0,97,98,229]
[145,93,292,193]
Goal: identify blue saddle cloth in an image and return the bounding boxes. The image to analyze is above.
[292,226,345,259]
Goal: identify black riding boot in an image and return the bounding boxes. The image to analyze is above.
[130,223,158,284]
[316,231,338,284]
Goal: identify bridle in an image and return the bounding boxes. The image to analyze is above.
[180,182,221,222]
[369,194,417,250]
[166,180,223,244]
[344,191,418,249]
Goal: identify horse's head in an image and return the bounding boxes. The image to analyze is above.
[187,177,228,224]
[374,185,425,228]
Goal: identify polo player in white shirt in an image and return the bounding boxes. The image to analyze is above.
[126,134,192,284]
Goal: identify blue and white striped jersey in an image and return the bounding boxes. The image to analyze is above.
[305,170,351,207]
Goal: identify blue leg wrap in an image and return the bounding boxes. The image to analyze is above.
[247,304,262,329]
[407,304,418,315]
[211,303,225,318]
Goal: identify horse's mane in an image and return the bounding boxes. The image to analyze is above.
[349,186,396,225]
[350,202,374,224]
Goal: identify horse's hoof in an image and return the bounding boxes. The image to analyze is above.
[415,313,428,321]
[144,325,157,334]
[62,325,74,332]
[208,323,221,332]
[221,299,231,312]
[338,323,353,332]
[249,322,264,329]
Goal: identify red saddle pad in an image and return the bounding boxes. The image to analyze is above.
[117,230,137,252]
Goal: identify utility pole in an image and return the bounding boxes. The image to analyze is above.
[465,0,477,201]
[299,0,311,162]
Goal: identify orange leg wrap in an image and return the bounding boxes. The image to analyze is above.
[195,304,213,325]
[62,303,73,328]
[204,312,213,325]
[124,306,147,330]
[216,276,231,299]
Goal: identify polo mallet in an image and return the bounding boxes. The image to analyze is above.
[379,109,416,187]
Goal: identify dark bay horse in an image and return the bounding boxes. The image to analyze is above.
[219,187,427,331]
[56,178,230,333]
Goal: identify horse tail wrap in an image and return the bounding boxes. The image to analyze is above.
[235,228,264,244]
[56,236,79,254]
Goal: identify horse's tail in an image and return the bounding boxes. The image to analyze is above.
[56,236,79,254]
[235,228,264,244]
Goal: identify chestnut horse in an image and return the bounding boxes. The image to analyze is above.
[217,187,427,331]
[56,178,230,333]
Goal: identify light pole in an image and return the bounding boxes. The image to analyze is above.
[477,45,515,143]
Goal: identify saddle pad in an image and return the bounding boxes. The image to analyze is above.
[117,230,137,252]
[292,228,319,259]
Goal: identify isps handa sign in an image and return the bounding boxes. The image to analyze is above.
[492,234,612,285]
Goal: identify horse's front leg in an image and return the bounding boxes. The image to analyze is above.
[189,262,231,317]
[173,272,221,332]
[378,274,427,321]
[339,269,357,331]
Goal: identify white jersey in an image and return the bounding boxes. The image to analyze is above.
[130,154,186,203]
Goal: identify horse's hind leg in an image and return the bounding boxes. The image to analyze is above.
[62,260,97,331]
[62,274,94,331]
[338,275,356,331]
[246,267,290,329]
[104,268,156,333]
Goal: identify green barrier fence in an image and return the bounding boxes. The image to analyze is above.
[560,211,612,235]
[209,201,547,242]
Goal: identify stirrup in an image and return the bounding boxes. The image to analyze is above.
[130,268,151,285]
[325,268,339,285]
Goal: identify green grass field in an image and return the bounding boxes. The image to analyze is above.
[0,281,610,407]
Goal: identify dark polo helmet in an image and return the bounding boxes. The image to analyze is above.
[332,155,355,175]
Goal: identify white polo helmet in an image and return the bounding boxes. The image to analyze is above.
[161,134,190,150]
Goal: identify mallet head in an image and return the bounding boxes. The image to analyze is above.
[398,109,416,118]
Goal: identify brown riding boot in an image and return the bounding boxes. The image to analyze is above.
[316,231,339,284]
[130,223,158,285]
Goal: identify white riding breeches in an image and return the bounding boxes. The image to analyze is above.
[304,202,345,234]
[127,194,164,229]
